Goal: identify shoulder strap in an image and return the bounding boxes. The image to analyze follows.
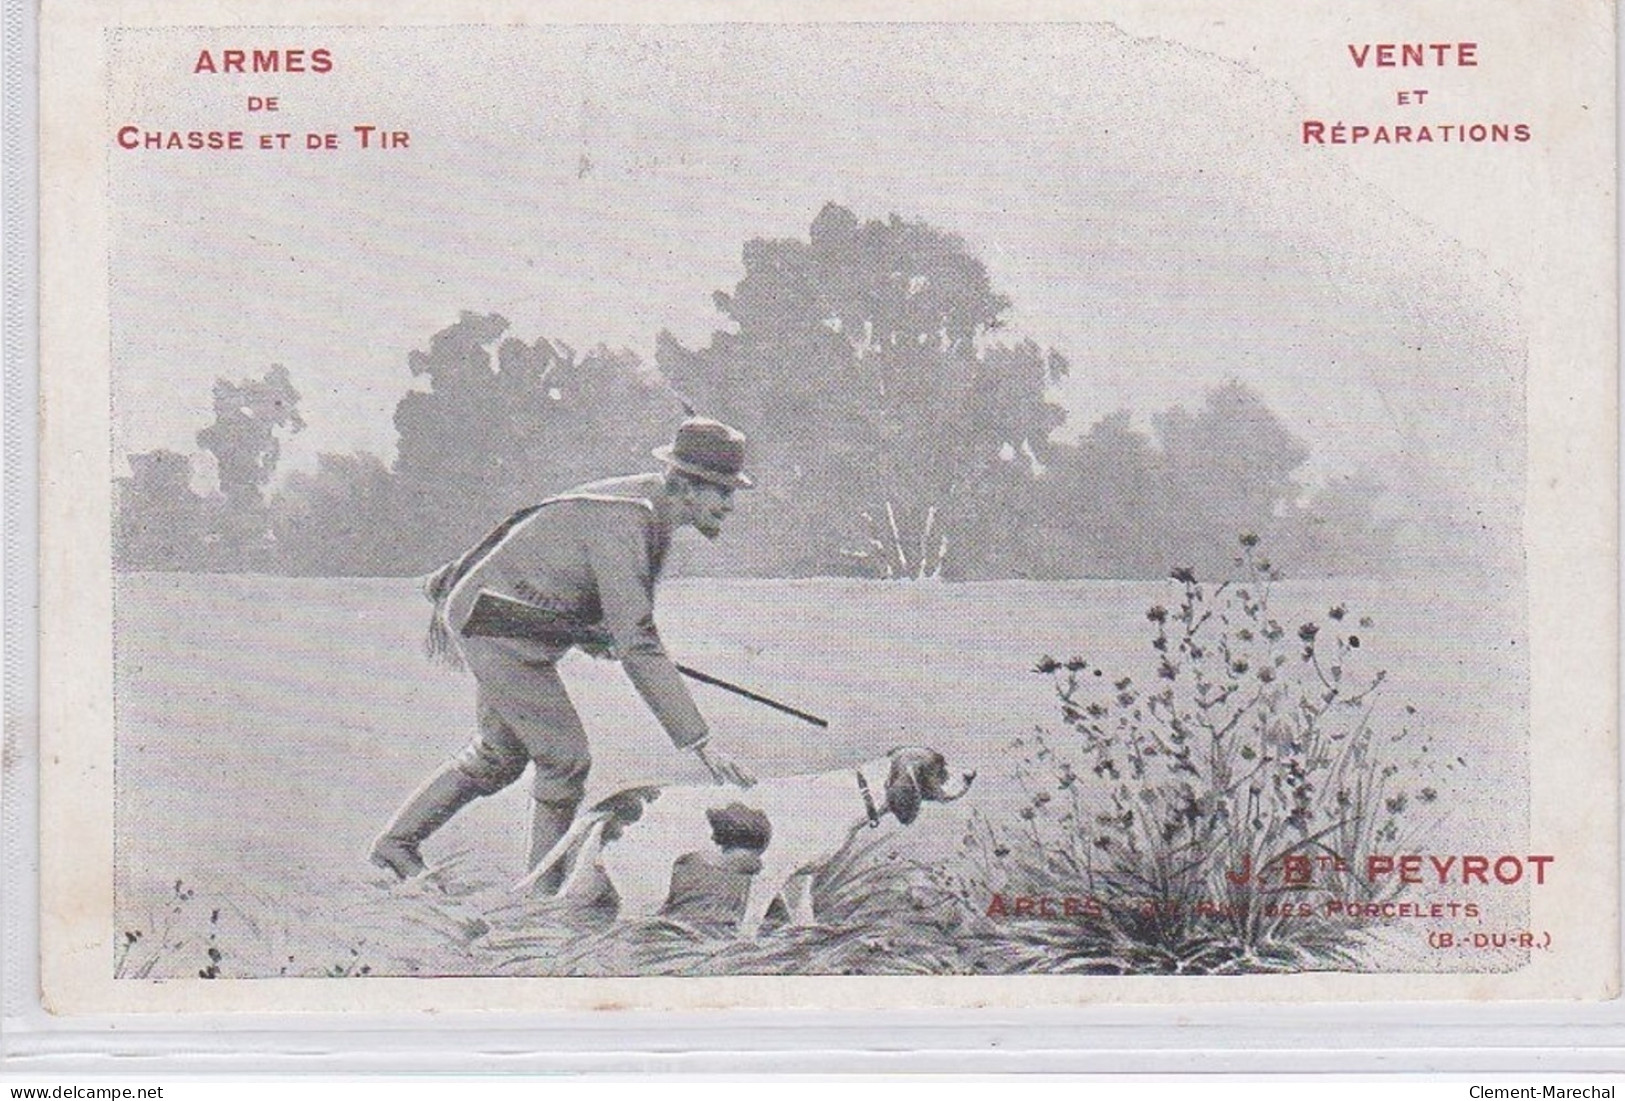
[421,489,657,666]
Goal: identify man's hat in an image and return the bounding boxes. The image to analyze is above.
[653,417,755,489]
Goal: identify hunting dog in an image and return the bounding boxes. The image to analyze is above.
[512,747,975,937]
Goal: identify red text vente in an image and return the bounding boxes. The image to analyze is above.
[1347,42,1478,67]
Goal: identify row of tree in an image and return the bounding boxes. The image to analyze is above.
[115,203,1396,579]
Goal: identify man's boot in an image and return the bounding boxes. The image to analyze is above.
[525,796,582,895]
[370,765,485,880]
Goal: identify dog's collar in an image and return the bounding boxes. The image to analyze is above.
[855,769,882,828]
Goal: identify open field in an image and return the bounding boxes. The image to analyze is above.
[111,572,1527,977]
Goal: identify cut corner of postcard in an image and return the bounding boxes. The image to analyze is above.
[29,0,1618,1016]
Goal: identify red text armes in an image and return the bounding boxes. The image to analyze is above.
[194,48,333,74]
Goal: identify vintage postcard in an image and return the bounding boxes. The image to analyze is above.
[35,0,1616,1013]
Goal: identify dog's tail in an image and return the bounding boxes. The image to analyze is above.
[511,811,611,896]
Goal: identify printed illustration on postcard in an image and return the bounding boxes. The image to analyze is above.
[36,0,1616,1011]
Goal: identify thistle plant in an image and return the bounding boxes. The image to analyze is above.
[1023,536,1444,966]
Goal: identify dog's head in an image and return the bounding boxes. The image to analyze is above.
[884,747,976,825]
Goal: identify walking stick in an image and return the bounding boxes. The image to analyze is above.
[676,664,828,728]
[460,592,829,727]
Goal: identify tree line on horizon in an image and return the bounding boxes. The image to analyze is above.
[114,202,1397,580]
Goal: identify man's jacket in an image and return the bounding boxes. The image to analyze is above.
[423,473,709,749]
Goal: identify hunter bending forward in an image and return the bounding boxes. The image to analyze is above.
[371,417,757,888]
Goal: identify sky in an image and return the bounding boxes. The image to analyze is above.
[106,19,1537,545]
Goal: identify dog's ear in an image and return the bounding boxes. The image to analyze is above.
[886,754,922,825]
[921,750,950,799]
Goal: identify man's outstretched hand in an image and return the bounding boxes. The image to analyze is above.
[693,744,755,787]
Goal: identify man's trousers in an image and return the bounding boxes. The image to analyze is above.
[451,636,592,806]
